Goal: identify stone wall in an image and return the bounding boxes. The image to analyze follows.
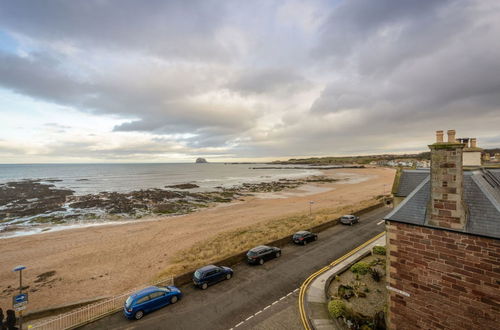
[386,221,500,330]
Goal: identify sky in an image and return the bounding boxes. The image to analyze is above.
[0,0,499,163]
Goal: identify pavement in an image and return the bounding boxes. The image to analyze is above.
[79,206,390,330]
[299,233,386,330]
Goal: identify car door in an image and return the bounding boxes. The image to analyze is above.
[148,291,168,311]
[205,269,217,284]
[305,233,312,242]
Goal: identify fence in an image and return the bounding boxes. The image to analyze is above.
[30,276,174,330]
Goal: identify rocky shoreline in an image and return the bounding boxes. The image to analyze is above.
[0,175,339,233]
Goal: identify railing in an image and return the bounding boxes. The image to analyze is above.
[30,276,174,330]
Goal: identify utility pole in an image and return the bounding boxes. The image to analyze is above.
[309,201,314,217]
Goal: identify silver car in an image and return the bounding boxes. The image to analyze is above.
[340,215,360,225]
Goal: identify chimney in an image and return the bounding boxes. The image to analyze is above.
[470,138,477,148]
[447,129,456,143]
[427,130,467,230]
[436,130,444,143]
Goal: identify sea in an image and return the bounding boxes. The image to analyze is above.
[0,163,321,195]
[0,163,325,238]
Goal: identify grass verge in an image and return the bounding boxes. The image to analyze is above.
[154,197,381,280]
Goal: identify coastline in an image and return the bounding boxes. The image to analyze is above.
[0,167,395,312]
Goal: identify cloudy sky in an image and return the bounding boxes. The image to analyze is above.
[0,0,499,163]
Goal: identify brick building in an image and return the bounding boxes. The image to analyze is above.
[385,130,500,329]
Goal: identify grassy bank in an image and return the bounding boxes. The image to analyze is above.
[154,197,381,280]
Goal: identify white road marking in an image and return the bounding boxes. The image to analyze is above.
[228,289,300,329]
[377,220,385,225]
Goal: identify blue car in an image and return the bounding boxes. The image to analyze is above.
[193,265,233,290]
[124,285,182,320]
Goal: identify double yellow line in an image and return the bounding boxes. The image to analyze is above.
[298,231,386,330]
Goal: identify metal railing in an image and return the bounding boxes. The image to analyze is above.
[29,276,174,330]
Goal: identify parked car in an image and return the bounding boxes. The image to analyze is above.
[124,285,182,320]
[193,265,233,289]
[246,245,281,265]
[340,214,360,225]
[292,231,318,245]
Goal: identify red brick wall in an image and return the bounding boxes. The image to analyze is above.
[387,221,500,330]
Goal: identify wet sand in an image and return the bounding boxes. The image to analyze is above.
[0,167,394,311]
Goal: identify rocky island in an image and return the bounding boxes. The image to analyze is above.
[195,157,208,163]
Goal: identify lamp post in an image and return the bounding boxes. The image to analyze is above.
[309,201,314,217]
[13,265,26,330]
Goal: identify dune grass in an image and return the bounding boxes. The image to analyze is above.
[154,197,381,280]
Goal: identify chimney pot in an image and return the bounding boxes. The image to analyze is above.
[470,138,477,148]
[447,130,456,143]
[436,130,444,143]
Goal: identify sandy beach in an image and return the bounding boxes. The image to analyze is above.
[0,167,394,312]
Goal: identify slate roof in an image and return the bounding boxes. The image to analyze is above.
[386,168,500,240]
[394,169,430,197]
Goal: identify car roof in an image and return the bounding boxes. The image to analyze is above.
[196,265,219,272]
[130,286,160,299]
[250,245,270,252]
[294,231,310,235]
[342,215,355,217]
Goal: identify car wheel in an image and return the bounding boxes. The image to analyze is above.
[226,273,232,280]
[201,283,208,290]
[259,258,264,265]
[275,251,281,258]
[170,295,178,304]
[134,310,144,320]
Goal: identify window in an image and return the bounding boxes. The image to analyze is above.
[149,291,164,299]
[136,296,150,304]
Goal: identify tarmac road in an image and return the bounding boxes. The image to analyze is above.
[80,206,390,330]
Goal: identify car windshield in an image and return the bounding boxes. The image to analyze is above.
[125,296,134,308]
[293,233,302,238]
[342,216,351,220]
[194,270,202,278]
[159,287,171,292]
[247,250,259,256]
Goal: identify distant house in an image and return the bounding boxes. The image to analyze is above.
[385,130,500,330]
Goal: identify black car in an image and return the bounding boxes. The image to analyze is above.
[193,265,233,290]
[340,215,360,225]
[292,231,318,245]
[246,245,281,265]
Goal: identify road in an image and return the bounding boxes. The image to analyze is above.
[81,206,390,330]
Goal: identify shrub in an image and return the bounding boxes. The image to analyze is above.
[373,246,386,255]
[328,299,346,318]
[370,268,382,282]
[351,262,370,275]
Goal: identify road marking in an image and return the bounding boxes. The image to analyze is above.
[279,296,286,301]
[245,315,254,321]
[286,292,293,297]
[293,288,299,292]
[235,321,244,327]
[377,220,385,225]
[254,310,262,316]
[263,305,271,310]
[272,300,279,305]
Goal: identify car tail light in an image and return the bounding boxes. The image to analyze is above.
[127,308,133,312]
[299,237,304,240]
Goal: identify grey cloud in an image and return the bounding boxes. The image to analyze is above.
[0,0,232,61]
[228,68,313,95]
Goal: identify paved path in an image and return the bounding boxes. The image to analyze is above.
[80,207,390,330]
